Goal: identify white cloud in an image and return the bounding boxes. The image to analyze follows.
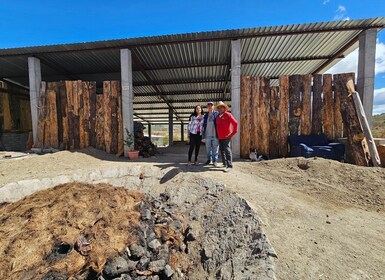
[326,41,385,115]
[336,5,346,12]
[326,40,385,76]
[374,87,385,106]
[333,5,348,21]
[323,0,330,5]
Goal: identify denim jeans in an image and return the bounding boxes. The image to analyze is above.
[205,136,219,162]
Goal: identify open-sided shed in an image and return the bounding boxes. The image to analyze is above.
[0,17,384,156]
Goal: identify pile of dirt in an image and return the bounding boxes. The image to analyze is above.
[0,183,188,279]
[244,157,385,212]
[0,176,276,279]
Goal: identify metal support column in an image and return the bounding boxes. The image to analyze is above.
[148,123,152,141]
[28,57,41,146]
[120,49,134,154]
[169,108,173,146]
[357,29,377,127]
[181,123,184,142]
[231,39,241,158]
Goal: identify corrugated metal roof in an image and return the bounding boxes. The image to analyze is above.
[1,17,384,124]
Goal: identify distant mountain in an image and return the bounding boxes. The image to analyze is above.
[372,113,385,138]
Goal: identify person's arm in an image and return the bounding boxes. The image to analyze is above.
[229,113,238,137]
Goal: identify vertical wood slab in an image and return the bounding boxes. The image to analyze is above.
[278,75,289,157]
[82,82,91,148]
[89,82,97,148]
[312,74,323,135]
[78,81,85,148]
[301,74,312,135]
[110,81,119,154]
[58,82,68,149]
[257,77,270,157]
[334,74,345,139]
[36,81,47,148]
[96,94,105,150]
[269,86,280,159]
[117,81,124,156]
[289,75,301,136]
[250,77,259,151]
[65,81,74,150]
[334,73,368,166]
[47,85,58,148]
[44,83,53,148]
[240,76,251,158]
[72,81,81,149]
[322,74,334,140]
[103,81,112,153]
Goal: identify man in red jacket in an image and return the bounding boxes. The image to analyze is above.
[215,101,238,172]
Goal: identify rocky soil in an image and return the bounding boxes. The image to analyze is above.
[1,149,385,279]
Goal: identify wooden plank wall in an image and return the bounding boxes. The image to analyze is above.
[240,72,363,162]
[36,80,119,155]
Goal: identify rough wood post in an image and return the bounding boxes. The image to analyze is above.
[357,29,377,127]
[148,123,152,142]
[278,75,289,157]
[322,74,334,140]
[312,74,323,135]
[289,75,301,136]
[121,49,134,155]
[180,123,183,142]
[169,108,173,146]
[28,57,41,146]
[231,39,241,158]
[240,76,251,158]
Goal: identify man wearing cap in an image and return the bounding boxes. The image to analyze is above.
[202,101,219,167]
[215,101,238,172]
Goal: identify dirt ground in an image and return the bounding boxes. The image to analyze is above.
[1,146,385,279]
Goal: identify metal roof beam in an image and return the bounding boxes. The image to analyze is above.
[35,55,82,80]
[131,52,183,123]
[134,78,229,87]
[134,105,231,110]
[134,97,231,105]
[1,22,383,57]
[135,89,223,96]
[312,33,361,74]
[3,55,345,80]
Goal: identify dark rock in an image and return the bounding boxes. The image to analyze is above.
[164,264,174,277]
[46,241,72,263]
[138,256,150,270]
[118,274,132,280]
[141,209,152,221]
[172,220,182,230]
[42,271,67,280]
[157,244,169,260]
[185,226,197,241]
[103,256,130,277]
[130,244,146,259]
[148,259,166,273]
[148,239,161,251]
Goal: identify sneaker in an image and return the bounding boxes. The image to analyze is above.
[204,160,211,165]
[222,163,227,168]
[224,167,233,173]
[187,161,192,166]
[194,161,199,165]
[213,161,219,167]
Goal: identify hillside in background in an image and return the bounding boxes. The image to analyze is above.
[372,113,385,138]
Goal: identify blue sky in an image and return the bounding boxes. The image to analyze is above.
[1,0,385,114]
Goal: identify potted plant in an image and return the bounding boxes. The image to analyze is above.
[124,129,139,160]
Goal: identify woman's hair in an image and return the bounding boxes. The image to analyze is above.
[189,105,204,119]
